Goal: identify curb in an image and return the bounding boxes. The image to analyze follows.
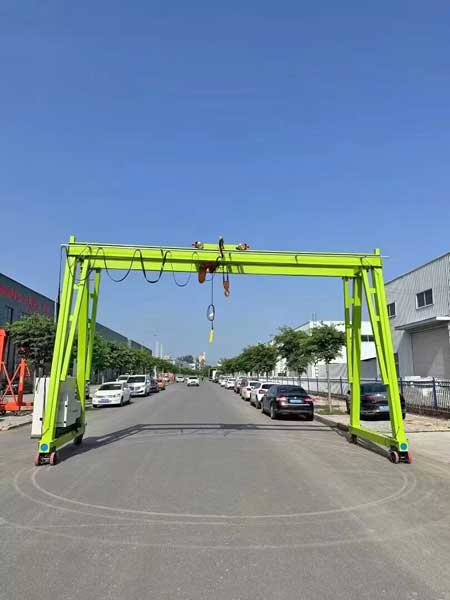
[315,413,349,433]
[0,417,32,432]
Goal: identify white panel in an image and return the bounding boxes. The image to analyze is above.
[411,326,450,378]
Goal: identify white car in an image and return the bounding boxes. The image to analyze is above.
[117,374,130,383]
[127,374,150,396]
[176,375,185,383]
[186,376,200,386]
[241,380,261,401]
[92,381,131,407]
[250,382,275,409]
[225,379,235,389]
[219,378,227,387]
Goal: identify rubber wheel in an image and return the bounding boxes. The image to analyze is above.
[73,434,83,446]
[347,433,357,444]
[270,404,278,420]
[305,414,314,421]
[120,397,124,407]
[404,451,413,464]
[34,452,42,466]
[389,450,400,464]
[49,451,58,466]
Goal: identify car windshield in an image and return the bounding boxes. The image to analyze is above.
[361,383,387,394]
[118,376,128,381]
[261,384,272,389]
[128,376,145,383]
[249,381,260,388]
[99,383,122,391]
[277,386,308,395]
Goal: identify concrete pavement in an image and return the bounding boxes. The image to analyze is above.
[1,382,450,599]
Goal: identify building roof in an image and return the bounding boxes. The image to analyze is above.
[386,252,450,286]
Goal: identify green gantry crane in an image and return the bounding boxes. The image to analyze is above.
[33,237,410,465]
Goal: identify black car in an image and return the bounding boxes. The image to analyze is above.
[148,378,159,394]
[346,383,406,419]
[262,385,314,420]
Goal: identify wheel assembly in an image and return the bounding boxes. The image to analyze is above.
[33,452,42,466]
[389,449,400,464]
[73,434,83,446]
[347,433,357,444]
[49,451,59,466]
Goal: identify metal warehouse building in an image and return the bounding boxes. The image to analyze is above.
[386,252,450,378]
[0,272,151,372]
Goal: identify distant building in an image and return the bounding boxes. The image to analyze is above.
[386,252,450,378]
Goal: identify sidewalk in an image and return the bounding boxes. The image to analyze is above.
[315,409,450,464]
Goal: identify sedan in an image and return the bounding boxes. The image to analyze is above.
[262,385,314,420]
[346,383,406,419]
[250,382,274,409]
[92,382,131,407]
[225,379,235,390]
[187,376,200,386]
[241,380,260,401]
[148,378,159,393]
[157,379,166,391]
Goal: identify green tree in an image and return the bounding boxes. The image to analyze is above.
[308,323,346,410]
[249,343,278,376]
[177,355,195,364]
[273,326,312,376]
[6,314,56,375]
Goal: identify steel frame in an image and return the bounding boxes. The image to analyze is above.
[36,236,409,464]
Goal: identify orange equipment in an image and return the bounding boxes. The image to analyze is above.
[0,328,33,413]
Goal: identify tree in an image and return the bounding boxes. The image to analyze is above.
[177,355,194,364]
[250,343,278,376]
[91,335,110,376]
[6,314,56,375]
[273,327,312,376]
[308,324,346,410]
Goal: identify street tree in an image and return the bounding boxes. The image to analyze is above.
[273,327,312,376]
[308,323,346,410]
[6,314,56,376]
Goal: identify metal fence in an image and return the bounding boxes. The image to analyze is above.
[254,375,450,413]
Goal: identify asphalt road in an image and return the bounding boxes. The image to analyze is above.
[2,382,450,600]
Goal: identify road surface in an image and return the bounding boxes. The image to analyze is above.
[1,382,450,599]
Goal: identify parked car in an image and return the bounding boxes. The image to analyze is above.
[241,380,261,401]
[127,374,150,396]
[92,381,131,407]
[262,385,314,420]
[148,378,159,393]
[176,375,185,383]
[346,383,406,419]
[234,378,246,393]
[157,379,166,391]
[250,382,275,408]
[225,379,235,390]
[187,376,200,387]
[117,374,130,383]
[219,378,227,387]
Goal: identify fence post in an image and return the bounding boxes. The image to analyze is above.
[339,377,343,396]
[432,377,438,409]
[316,377,319,393]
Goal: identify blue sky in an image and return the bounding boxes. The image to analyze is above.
[1,1,450,362]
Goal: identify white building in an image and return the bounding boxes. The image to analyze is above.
[271,320,376,379]
[386,252,450,378]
